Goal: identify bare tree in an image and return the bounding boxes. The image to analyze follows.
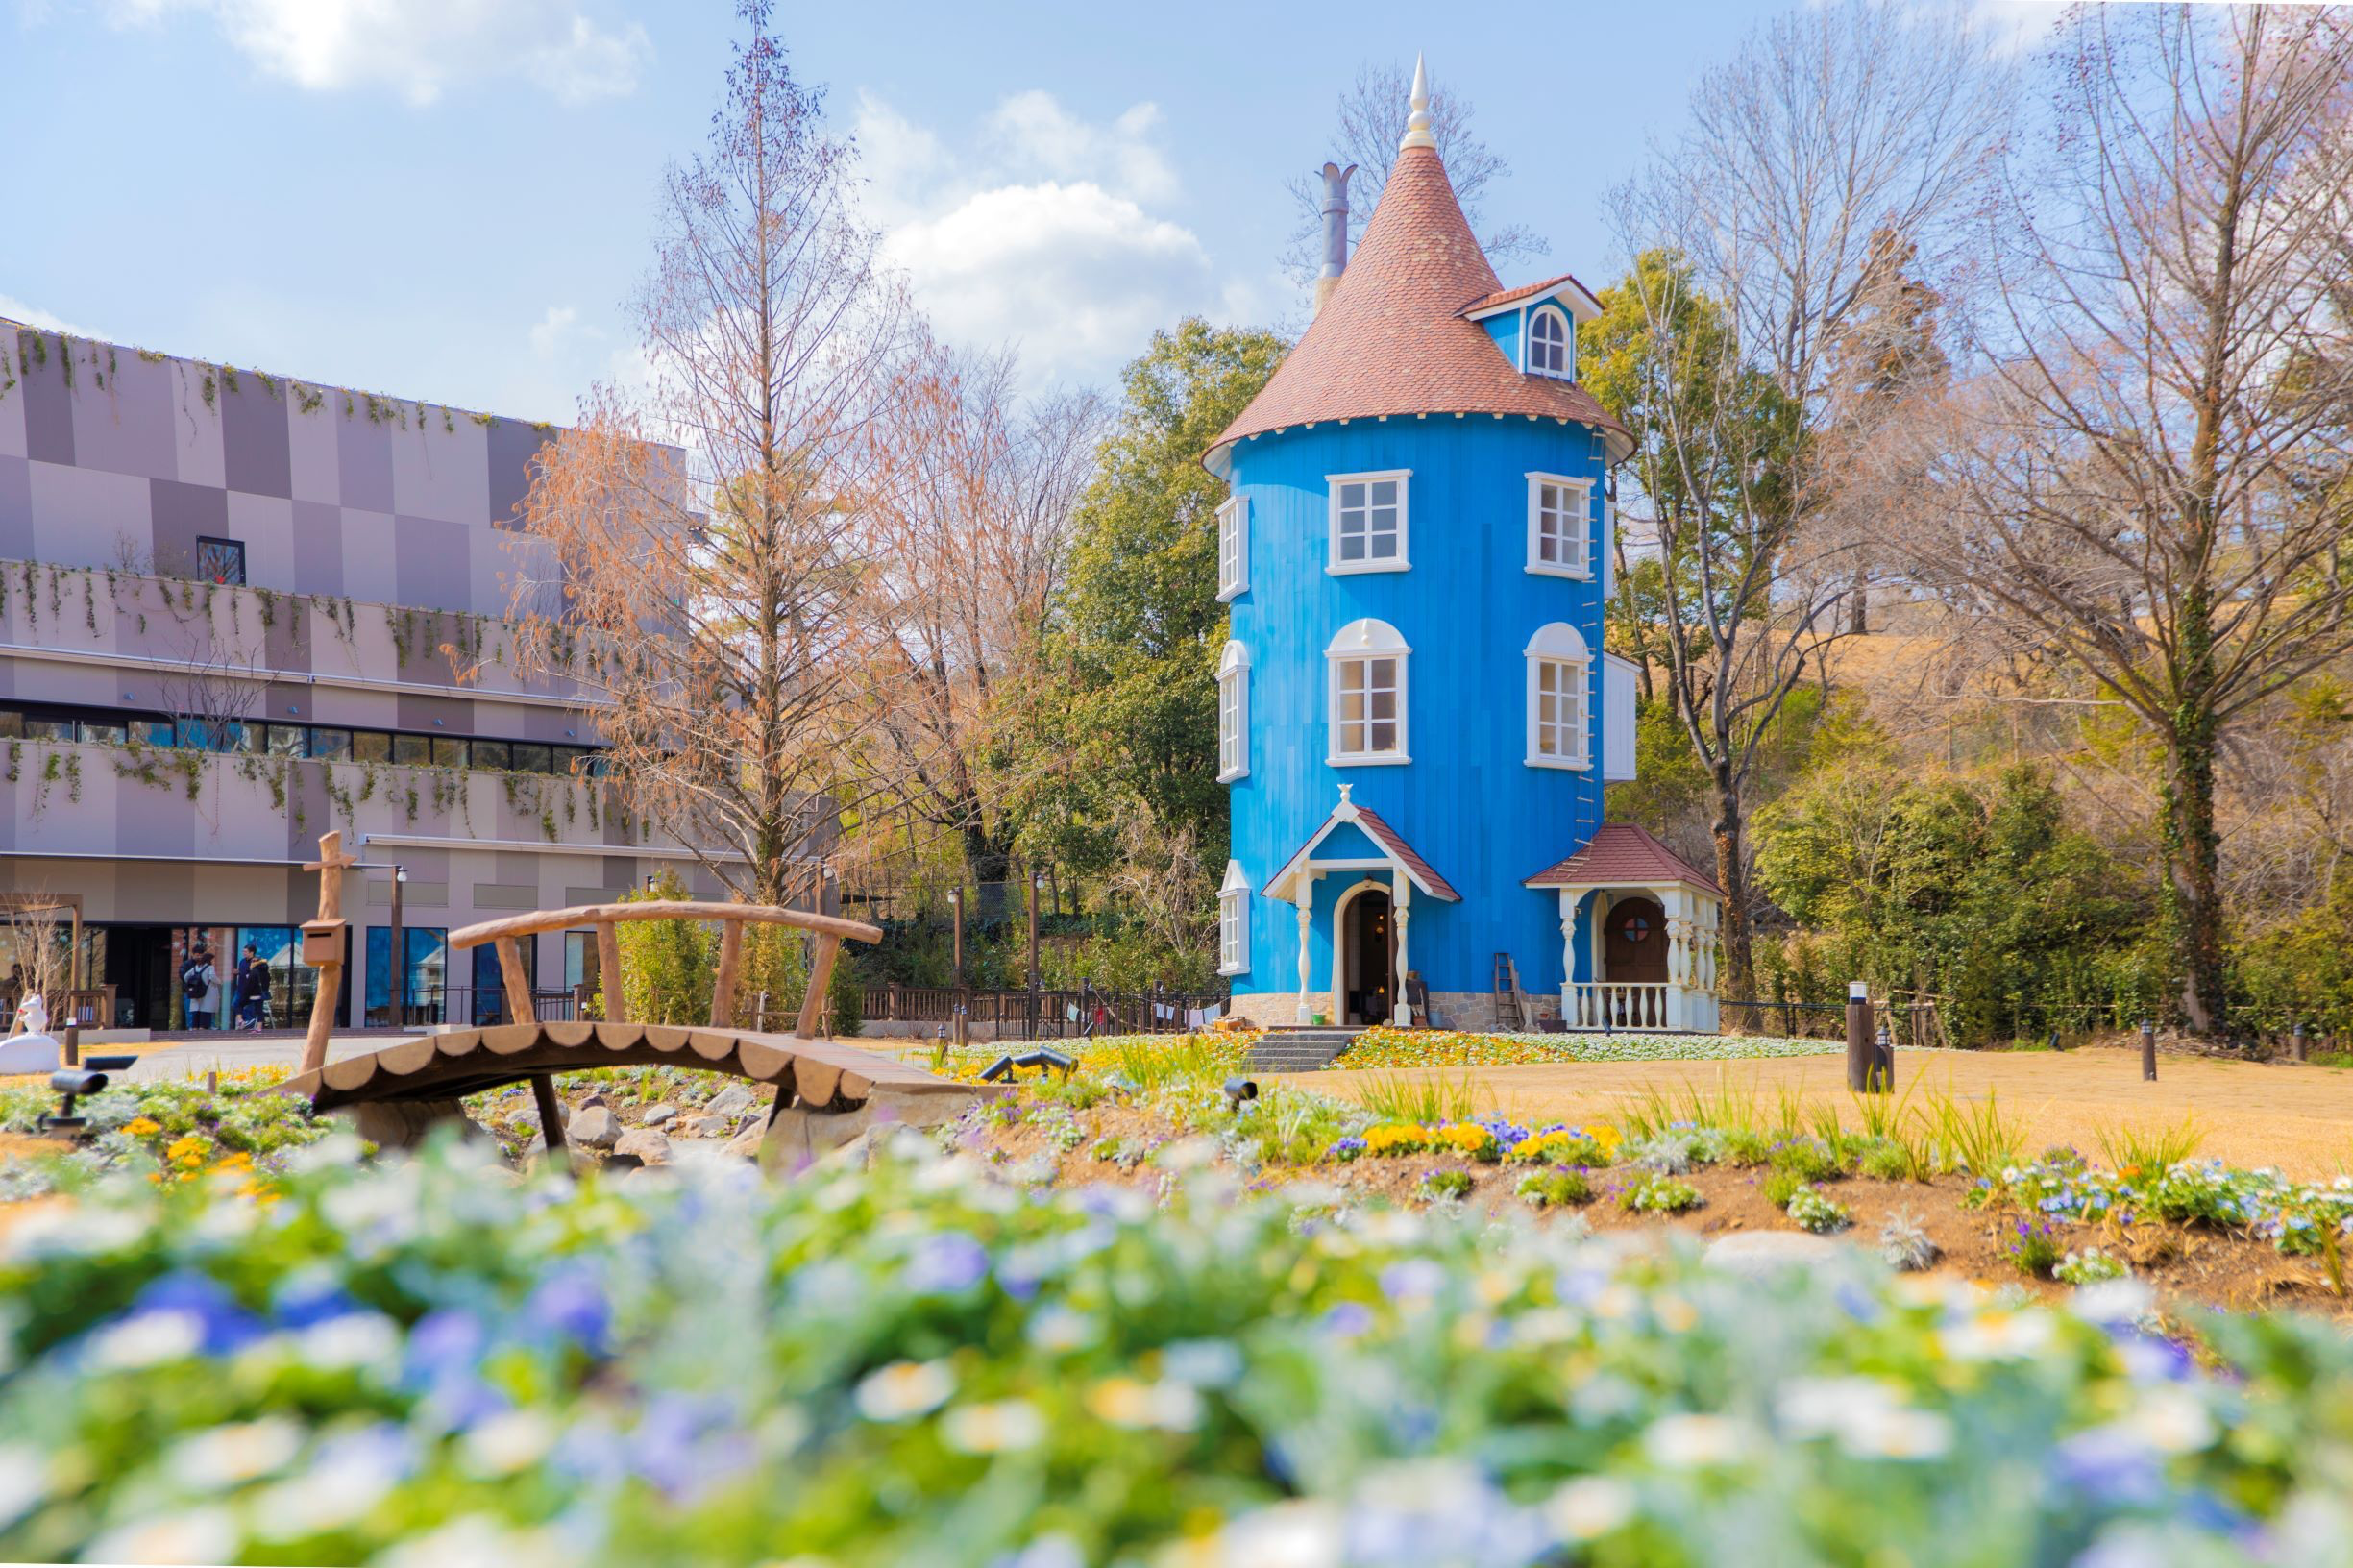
[1,897,66,1020]
[1892,6,2353,1032]
[502,0,911,908]
[1280,59,1543,291]
[848,338,1105,897]
[1601,0,2008,1004]
[155,633,265,752]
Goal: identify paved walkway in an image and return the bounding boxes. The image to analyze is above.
[1295,1045,2353,1179]
[119,1034,415,1081]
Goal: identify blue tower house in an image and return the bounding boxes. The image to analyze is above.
[1208,61,1724,1033]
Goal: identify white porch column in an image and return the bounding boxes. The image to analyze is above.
[1556,888,1577,1025]
[1660,886,1685,1031]
[1294,888,1314,1024]
[1390,874,1412,1025]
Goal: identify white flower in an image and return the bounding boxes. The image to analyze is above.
[1027,1306,1100,1353]
[1642,1412,1754,1468]
[375,1513,565,1568]
[0,1205,145,1263]
[1547,1476,1635,1539]
[293,1312,401,1370]
[943,1399,1046,1454]
[855,1360,955,1422]
[83,1506,237,1565]
[166,1418,302,1490]
[2132,1385,2217,1454]
[461,1409,558,1476]
[1941,1311,2056,1361]
[1184,1499,1343,1568]
[86,1310,204,1371]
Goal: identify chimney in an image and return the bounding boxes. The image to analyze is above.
[1314,160,1357,313]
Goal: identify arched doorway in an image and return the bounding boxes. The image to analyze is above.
[1603,896,1667,984]
[1340,887,1394,1026]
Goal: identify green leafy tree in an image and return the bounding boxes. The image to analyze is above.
[1005,319,1286,876]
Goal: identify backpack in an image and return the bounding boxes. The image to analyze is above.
[182,959,209,1002]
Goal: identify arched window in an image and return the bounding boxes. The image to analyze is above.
[1217,640,1250,782]
[1525,622,1591,770]
[1218,860,1251,975]
[1327,618,1409,764]
[1529,306,1571,378]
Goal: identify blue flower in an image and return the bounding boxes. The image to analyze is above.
[524,1266,610,1351]
[905,1232,990,1295]
[1323,1301,1373,1338]
[126,1271,266,1356]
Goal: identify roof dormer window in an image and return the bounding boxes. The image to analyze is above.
[1529,306,1571,379]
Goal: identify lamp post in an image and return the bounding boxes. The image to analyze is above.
[388,865,407,1028]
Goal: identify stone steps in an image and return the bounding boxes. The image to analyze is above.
[1244,1029,1360,1073]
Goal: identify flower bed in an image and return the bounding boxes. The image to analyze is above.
[1987,1150,2353,1258]
[0,1068,329,1198]
[8,1134,2353,1564]
[1335,1025,1841,1069]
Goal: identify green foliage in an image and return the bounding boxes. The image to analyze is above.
[2009,1220,2065,1279]
[1769,1138,1841,1183]
[1515,1168,1592,1208]
[1419,1167,1474,1201]
[1755,761,2156,1042]
[1620,1172,1703,1213]
[1008,319,1285,877]
[1354,1070,1480,1126]
[1784,1184,1851,1235]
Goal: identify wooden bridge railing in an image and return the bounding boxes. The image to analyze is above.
[449,902,884,1041]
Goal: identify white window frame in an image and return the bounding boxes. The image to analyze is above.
[1525,472,1594,579]
[1525,622,1592,771]
[1216,494,1249,601]
[1527,305,1572,379]
[1326,617,1410,765]
[1325,469,1410,576]
[1216,639,1250,783]
[1218,860,1251,975]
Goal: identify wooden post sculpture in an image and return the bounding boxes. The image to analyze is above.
[298,832,357,1076]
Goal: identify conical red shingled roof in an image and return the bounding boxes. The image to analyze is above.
[1212,144,1627,456]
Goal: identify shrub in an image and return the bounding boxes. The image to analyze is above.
[1516,1169,1592,1209]
[1421,1168,1475,1201]
[1784,1184,1851,1235]
[1769,1138,1842,1183]
[2010,1219,2066,1278]
[1720,1127,1774,1167]
[2054,1248,2130,1286]
[1761,1168,1805,1211]
[1621,1173,1703,1213]
[1878,1210,1940,1271]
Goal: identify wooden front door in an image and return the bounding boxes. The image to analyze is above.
[1603,897,1668,984]
[1344,890,1393,1025]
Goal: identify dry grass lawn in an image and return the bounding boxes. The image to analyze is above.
[1294,1044,2353,1180]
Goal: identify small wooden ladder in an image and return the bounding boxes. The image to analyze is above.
[1492,953,1527,1033]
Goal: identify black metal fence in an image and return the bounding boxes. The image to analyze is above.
[377,986,583,1030]
[862,982,1230,1041]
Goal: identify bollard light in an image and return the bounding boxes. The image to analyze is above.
[1222,1078,1260,1110]
[41,1067,108,1135]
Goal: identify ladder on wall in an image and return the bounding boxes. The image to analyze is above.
[1492,953,1527,1033]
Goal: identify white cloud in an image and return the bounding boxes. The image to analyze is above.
[527,305,585,358]
[100,0,650,106]
[855,88,1259,387]
[0,295,104,337]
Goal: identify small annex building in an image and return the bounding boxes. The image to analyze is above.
[1207,61,1724,1032]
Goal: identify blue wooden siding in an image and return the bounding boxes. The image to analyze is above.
[1225,413,1613,997]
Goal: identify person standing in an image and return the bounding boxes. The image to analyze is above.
[181,944,218,1031]
[234,944,271,1031]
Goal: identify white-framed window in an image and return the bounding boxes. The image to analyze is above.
[1526,621,1592,770]
[1216,639,1250,783]
[1326,470,1409,574]
[1216,494,1249,601]
[1218,860,1251,975]
[1327,617,1409,764]
[1529,306,1572,379]
[1526,473,1593,578]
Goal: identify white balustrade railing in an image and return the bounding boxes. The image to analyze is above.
[1564,982,1671,1031]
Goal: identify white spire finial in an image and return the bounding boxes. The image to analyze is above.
[1399,53,1434,152]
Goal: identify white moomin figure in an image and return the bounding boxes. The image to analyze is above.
[0,992,61,1074]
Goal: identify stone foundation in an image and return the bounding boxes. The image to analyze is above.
[1226,991,1563,1033]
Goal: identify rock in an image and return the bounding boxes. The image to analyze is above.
[705,1085,756,1120]
[614,1128,672,1165]
[683,1115,730,1139]
[642,1103,678,1127]
[569,1106,621,1149]
[1703,1231,1843,1280]
[723,1121,765,1161]
[579,1092,608,1110]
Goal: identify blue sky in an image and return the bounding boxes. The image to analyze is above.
[4,0,2050,424]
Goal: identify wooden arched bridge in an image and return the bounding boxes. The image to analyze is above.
[278,855,998,1171]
